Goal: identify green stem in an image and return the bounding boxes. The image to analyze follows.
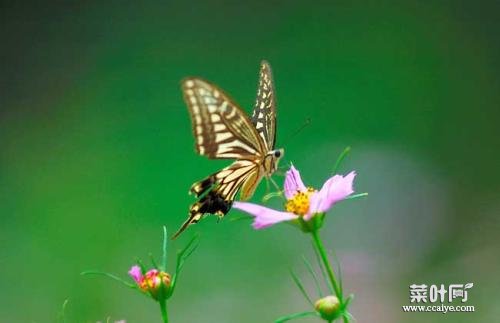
[159,300,169,323]
[311,230,342,301]
[311,229,349,323]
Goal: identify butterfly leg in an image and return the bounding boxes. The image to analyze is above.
[265,177,271,196]
[269,176,284,197]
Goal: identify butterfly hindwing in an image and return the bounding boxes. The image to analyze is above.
[172,160,259,239]
[251,61,277,150]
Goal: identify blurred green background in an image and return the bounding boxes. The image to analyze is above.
[1,1,499,322]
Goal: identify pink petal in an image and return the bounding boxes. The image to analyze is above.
[233,201,299,229]
[145,269,160,288]
[146,269,159,276]
[306,171,356,219]
[128,265,143,283]
[284,165,307,199]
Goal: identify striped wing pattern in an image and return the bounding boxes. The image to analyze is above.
[182,78,265,160]
[251,61,276,150]
[173,62,278,239]
[191,160,259,199]
[172,160,259,239]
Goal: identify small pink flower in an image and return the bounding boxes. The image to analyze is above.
[128,265,143,284]
[234,165,356,229]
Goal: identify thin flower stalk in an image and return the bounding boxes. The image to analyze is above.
[234,162,366,322]
[82,226,199,323]
[312,230,342,303]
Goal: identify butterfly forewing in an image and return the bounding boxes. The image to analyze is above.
[251,61,277,150]
[182,78,266,159]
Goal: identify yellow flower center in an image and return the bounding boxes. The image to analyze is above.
[285,187,316,216]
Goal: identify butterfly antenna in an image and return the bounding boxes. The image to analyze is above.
[281,117,311,146]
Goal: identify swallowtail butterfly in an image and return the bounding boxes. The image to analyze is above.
[173,61,283,238]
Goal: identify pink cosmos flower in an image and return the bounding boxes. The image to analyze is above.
[234,165,356,229]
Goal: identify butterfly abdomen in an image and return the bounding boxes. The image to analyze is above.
[194,191,232,217]
[172,189,232,239]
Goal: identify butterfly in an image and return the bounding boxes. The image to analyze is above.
[173,61,284,238]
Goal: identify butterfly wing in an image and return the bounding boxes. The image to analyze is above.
[182,78,267,159]
[174,65,279,239]
[251,61,277,150]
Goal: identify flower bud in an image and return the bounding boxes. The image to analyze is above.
[129,266,172,301]
[142,269,172,300]
[315,295,341,321]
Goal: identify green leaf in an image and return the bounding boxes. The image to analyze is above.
[275,311,318,322]
[136,259,147,274]
[289,269,313,306]
[162,225,168,271]
[302,255,323,298]
[339,294,355,323]
[81,270,137,289]
[328,249,343,295]
[149,253,159,269]
[344,294,354,308]
[312,242,334,295]
[344,192,368,201]
[170,235,200,296]
[56,299,69,323]
[332,146,351,174]
[342,310,354,322]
